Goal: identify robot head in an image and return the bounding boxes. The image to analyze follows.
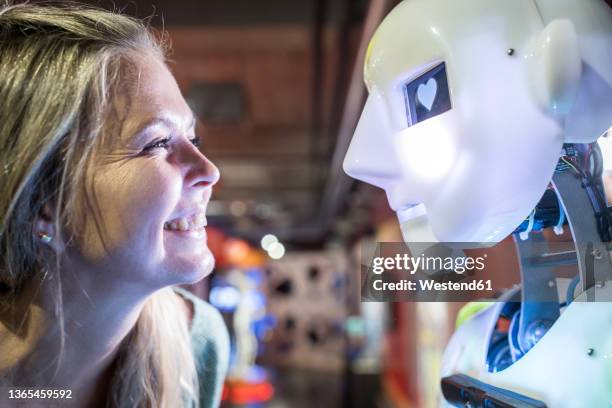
[343,0,612,243]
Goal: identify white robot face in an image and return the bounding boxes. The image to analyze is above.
[343,0,612,243]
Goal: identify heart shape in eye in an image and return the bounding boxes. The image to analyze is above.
[417,78,438,111]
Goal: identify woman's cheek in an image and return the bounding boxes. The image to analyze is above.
[75,160,180,262]
[116,161,182,242]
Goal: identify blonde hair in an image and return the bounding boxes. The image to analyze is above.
[0,2,198,406]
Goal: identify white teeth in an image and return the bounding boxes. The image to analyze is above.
[164,213,207,232]
[178,219,189,231]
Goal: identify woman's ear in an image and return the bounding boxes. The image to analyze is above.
[34,205,64,252]
[526,19,582,116]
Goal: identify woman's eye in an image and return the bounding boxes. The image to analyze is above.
[143,137,171,152]
[190,137,202,148]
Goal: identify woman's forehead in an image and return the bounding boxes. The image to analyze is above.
[108,55,195,142]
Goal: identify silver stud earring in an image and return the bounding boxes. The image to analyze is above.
[37,232,53,244]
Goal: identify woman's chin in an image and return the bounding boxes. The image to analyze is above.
[160,248,216,286]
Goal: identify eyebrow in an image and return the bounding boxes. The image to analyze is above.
[131,115,197,145]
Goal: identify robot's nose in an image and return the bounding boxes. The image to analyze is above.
[342,94,402,187]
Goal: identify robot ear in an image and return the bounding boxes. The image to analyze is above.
[526,19,582,116]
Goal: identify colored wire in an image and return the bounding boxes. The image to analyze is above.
[560,157,583,176]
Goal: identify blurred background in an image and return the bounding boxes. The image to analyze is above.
[78,0,612,407]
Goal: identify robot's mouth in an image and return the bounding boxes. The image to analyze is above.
[396,204,427,223]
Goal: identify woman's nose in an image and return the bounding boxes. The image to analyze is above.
[181,140,220,188]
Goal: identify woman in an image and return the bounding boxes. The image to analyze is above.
[0,2,229,407]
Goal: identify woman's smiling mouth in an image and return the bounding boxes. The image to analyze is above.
[164,208,207,235]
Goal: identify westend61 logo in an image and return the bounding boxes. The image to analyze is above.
[371,253,487,275]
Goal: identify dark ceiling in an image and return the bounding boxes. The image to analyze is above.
[91,0,368,26]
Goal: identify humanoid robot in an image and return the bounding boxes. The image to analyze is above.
[342,0,612,406]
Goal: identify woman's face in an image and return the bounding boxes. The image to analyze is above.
[68,53,220,290]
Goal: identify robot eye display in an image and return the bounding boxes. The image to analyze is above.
[403,62,451,127]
